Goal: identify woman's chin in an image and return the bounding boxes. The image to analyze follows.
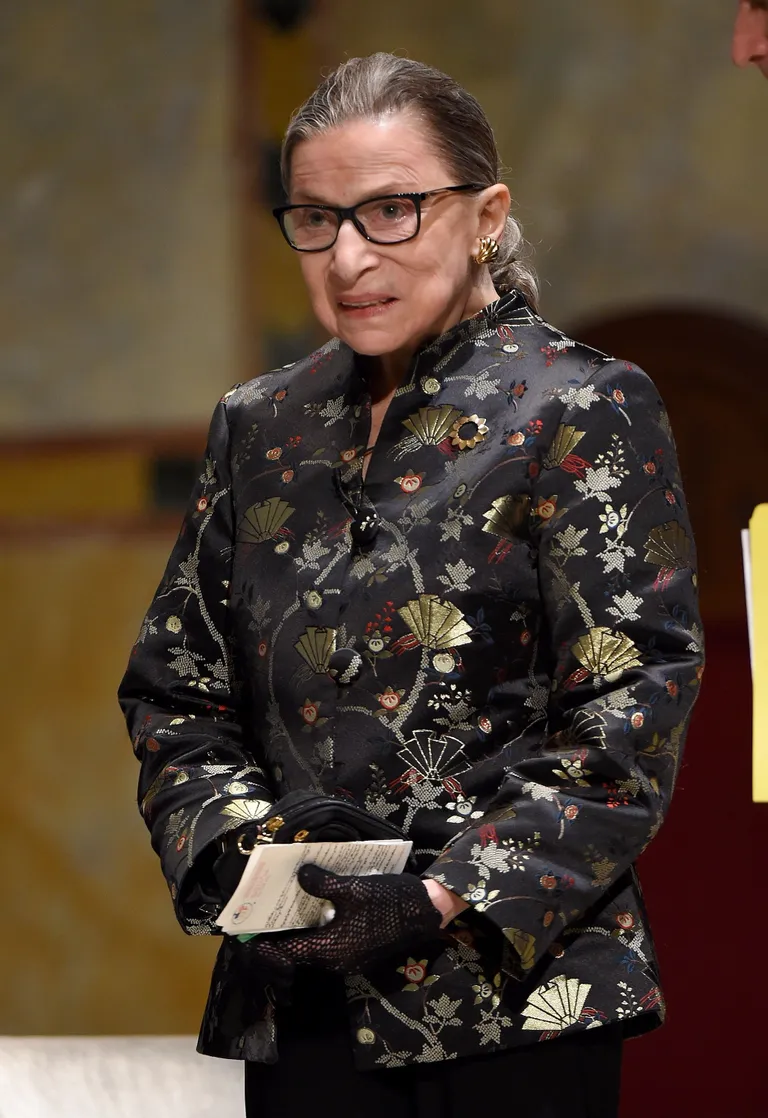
[336,322,410,358]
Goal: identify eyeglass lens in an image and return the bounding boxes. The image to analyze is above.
[283,196,419,249]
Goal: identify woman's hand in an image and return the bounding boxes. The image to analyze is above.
[422,878,470,927]
[251,865,443,974]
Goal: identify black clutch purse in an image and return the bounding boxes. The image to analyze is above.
[246,789,407,847]
[212,791,413,903]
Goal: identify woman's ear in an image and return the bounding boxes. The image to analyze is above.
[478,183,511,243]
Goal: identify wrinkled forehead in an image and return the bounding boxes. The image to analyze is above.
[288,114,448,205]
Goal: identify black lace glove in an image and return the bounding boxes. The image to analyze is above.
[231,930,297,1007]
[250,864,443,974]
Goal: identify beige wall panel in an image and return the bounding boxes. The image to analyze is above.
[0,535,217,1034]
[0,2,237,434]
[2,452,148,517]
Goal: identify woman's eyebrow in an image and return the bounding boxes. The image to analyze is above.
[290,184,415,206]
[289,191,334,205]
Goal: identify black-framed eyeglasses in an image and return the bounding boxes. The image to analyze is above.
[273,183,487,252]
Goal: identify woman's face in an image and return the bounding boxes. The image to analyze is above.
[732,1,768,76]
[288,114,509,366]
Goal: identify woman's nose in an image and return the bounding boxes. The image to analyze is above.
[732,4,768,67]
[329,219,378,279]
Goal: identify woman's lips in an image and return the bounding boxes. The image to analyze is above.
[337,297,397,318]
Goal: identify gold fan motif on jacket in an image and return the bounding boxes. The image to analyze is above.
[571,626,642,682]
[238,497,295,543]
[401,405,464,445]
[220,798,273,823]
[521,976,593,1032]
[542,424,586,469]
[549,709,608,751]
[140,769,170,818]
[644,521,692,570]
[294,626,337,673]
[503,927,537,972]
[397,594,473,650]
[482,494,531,541]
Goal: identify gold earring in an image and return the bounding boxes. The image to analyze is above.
[474,236,499,265]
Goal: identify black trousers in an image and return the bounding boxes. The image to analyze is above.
[244,971,623,1118]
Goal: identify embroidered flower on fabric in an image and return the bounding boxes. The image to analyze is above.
[300,699,319,725]
[395,470,423,494]
[445,794,483,823]
[533,495,559,521]
[599,503,629,536]
[427,684,473,712]
[299,698,330,733]
[376,686,405,712]
[506,379,527,406]
[552,755,592,785]
[397,957,439,992]
[462,881,501,910]
[472,972,502,1008]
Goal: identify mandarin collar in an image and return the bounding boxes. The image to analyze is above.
[415,288,532,366]
[343,288,533,392]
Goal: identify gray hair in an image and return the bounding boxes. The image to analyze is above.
[281,53,539,310]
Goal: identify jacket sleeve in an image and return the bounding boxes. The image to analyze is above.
[118,393,275,934]
[423,359,703,975]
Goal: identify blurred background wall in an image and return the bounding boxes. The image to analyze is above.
[0,0,240,1037]
[1,2,766,1115]
[0,1,237,432]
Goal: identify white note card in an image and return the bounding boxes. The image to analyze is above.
[216,838,413,935]
[742,526,754,674]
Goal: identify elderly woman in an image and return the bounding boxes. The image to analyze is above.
[120,53,702,1118]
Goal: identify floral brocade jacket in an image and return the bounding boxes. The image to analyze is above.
[119,290,703,1069]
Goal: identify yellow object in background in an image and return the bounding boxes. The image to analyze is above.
[750,504,768,801]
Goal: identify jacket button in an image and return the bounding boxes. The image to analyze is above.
[305,589,323,610]
[350,509,379,548]
[356,1027,376,1045]
[328,647,363,686]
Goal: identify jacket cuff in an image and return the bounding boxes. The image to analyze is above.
[422,845,573,980]
[160,793,274,934]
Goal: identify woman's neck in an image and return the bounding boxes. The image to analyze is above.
[366,280,500,401]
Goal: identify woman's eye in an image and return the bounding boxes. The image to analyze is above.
[305,209,330,227]
[378,202,405,220]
